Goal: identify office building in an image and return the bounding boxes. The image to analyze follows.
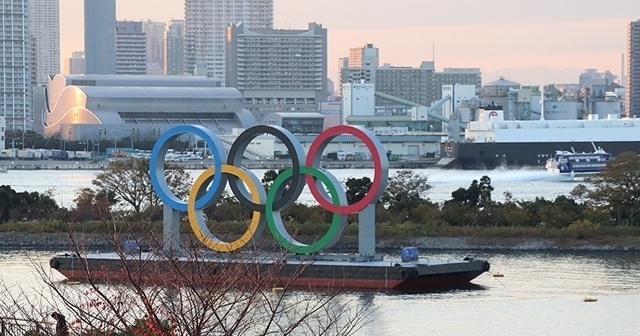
[84,0,116,74]
[627,20,640,117]
[1,0,32,131]
[165,19,185,75]
[184,0,273,83]
[226,22,328,122]
[143,20,166,75]
[116,21,147,75]
[29,0,60,84]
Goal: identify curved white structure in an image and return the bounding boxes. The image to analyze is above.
[44,74,258,141]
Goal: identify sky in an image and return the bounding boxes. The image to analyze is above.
[59,0,640,86]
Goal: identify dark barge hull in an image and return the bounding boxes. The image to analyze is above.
[445,141,640,169]
[49,253,490,293]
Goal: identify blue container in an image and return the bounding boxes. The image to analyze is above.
[401,246,418,262]
[123,240,140,254]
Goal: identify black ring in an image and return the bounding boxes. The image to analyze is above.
[226,125,305,212]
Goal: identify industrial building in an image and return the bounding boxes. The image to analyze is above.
[43,74,256,141]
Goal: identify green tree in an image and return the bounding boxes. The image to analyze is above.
[442,176,496,226]
[92,158,191,213]
[344,177,372,205]
[0,185,59,223]
[379,170,431,214]
[579,151,640,226]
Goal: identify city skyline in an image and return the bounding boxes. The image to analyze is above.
[59,0,640,85]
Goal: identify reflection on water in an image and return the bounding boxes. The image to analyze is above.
[1,250,639,336]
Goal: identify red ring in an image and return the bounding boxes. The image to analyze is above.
[305,125,384,214]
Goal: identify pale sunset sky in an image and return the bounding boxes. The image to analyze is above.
[60,0,640,86]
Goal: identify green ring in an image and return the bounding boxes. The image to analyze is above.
[266,166,347,254]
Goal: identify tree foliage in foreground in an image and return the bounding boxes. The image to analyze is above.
[0,231,370,336]
[92,158,192,213]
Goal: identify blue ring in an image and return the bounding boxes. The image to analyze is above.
[150,125,226,211]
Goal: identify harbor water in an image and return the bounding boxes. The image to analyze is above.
[1,168,639,334]
[1,250,639,335]
[0,167,579,208]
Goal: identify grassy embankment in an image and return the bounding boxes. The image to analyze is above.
[2,219,640,249]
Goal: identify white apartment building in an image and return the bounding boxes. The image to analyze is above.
[184,0,273,84]
[1,0,32,131]
[225,22,328,122]
[29,0,60,85]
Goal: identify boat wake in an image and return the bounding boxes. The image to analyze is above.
[422,168,573,183]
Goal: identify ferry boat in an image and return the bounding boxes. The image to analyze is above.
[545,143,612,181]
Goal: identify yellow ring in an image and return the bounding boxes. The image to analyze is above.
[187,165,265,252]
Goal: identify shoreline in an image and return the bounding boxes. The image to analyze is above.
[0,158,441,171]
[1,232,638,253]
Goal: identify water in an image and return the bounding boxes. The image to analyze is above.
[1,250,639,335]
[0,167,581,208]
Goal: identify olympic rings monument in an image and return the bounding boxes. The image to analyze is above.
[150,124,389,258]
[49,124,490,291]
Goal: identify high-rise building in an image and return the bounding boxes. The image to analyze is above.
[626,20,640,117]
[226,22,328,121]
[116,21,147,75]
[68,51,86,74]
[1,0,32,130]
[29,0,60,84]
[142,20,166,75]
[84,0,116,74]
[165,19,185,75]
[184,0,273,83]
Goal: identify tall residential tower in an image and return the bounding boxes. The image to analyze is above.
[184,0,273,84]
[84,0,116,74]
[626,20,640,117]
[29,0,60,85]
[1,0,32,130]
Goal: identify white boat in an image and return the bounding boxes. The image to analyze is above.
[545,142,612,181]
